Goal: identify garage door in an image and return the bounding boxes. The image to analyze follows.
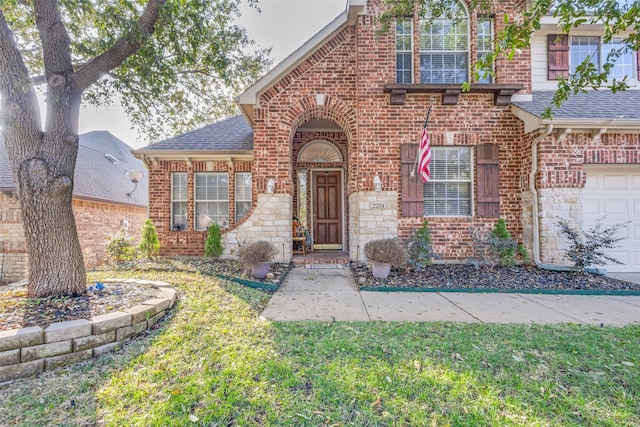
[583,166,640,272]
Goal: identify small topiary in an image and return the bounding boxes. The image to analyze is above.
[138,219,160,259]
[204,223,224,257]
[489,218,517,266]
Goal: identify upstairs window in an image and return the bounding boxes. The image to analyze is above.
[396,19,413,83]
[476,17,494,83]
[195,172,229,230]
[419,2,469,84]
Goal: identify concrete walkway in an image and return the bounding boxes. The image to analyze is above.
[260,266,640,326]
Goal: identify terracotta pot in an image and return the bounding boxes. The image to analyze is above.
[251,262,271,279]
[371,262,391,279]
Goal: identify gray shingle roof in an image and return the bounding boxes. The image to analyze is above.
[513,90,640,120]
[138,115,253,152]
[0,131,148,207]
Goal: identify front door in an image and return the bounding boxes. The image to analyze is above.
[312,170,342,249]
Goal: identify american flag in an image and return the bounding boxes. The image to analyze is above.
[418,127,431,183]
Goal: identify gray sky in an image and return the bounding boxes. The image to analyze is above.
[79,0,345,148]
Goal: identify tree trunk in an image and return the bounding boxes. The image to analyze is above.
[10,125,87,298]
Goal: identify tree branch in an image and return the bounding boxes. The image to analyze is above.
[72,0,166,93]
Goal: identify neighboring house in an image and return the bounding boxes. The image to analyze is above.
[133,0,640,272]
[0,131,149,283]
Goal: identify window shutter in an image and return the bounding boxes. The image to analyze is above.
[548,34,569,80]
[400,144,424,217]
[476,144,499,218]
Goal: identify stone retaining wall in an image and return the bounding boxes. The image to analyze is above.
[0,279,177,383]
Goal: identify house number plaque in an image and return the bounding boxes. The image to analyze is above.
[371,202,385,209]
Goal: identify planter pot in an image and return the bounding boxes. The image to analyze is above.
[371,262,391,279]
[251,262,271,279]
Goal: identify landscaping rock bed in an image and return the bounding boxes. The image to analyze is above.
[352,263,640,291]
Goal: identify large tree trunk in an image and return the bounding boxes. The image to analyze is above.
[16,134,86,298]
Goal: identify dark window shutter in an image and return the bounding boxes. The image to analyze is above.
[400,144,424,217]
[637,51,640,80]
[476,144,499,218]
[548,34,569,80]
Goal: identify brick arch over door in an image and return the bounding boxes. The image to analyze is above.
[283,95,356,143]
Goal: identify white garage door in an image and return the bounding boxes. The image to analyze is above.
[583,166,640,272]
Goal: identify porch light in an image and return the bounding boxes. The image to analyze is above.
[315,93,327,106]
[266,178,275,193]
[373,175,382,192]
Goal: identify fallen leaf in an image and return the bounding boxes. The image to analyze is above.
[621,361,635,367]
[189,414,199,422]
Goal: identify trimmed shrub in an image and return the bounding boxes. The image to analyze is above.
[407,220,439,270]
[104,231,135,262]
[236,240,277,270]
[204,223,224,257]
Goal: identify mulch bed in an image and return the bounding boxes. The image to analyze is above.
[0,281,158,331]
[352,263,640,291]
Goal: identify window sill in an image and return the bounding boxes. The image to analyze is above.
[383,83,524,106]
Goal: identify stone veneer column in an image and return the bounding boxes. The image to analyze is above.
[223,194,292,262]
[537,188,583,265]
[520,191,534,258]
[348,191,398,263]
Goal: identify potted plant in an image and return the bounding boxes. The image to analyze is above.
[364,238,407,279]
[236,240,278,279]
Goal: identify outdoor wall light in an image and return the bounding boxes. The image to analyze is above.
[266,178,275,193]
[373,175,382,192]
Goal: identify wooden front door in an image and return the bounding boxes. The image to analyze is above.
[312,170,342,249]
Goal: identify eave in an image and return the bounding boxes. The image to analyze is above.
[236,0,366,126]
[511,104,640,139]
[131,149,253,167]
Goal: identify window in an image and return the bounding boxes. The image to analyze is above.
[419,2,469,84]
[476,17,494,83]
[570,36,635,79]
[194,172,229,231]
[424,147,472,216]
[235,172,252,222]
[171,172,187,231]
[396,19,413,83]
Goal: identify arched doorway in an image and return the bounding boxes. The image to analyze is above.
[295,135,346,250]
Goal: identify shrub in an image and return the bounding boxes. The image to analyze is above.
[557,217,629,270]
[104,231,135,262]
[469,219,518,269]
[204,223,224,257]
[407,220,439,270]
[138,219,160,258]
[364,238,407,268]
[489,218,517,266]
[236,240,277,270]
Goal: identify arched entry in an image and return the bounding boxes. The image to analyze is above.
[294,136,347,250]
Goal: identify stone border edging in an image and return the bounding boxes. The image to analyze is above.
[0,279,177,384]
[358,286,640,295]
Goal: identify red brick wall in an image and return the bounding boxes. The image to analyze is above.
[537,133,640,189]
[0,191,147,282]
[147,159,255,256]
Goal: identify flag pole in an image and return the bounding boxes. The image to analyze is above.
[411,97,434,178]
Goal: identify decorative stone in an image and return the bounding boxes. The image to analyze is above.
[0,360,44,383]
[0,327,44,352]
[45,319,91,343]
[92,312,132,335]
[21,341,72,363]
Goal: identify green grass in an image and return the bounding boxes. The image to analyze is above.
[1,269,639,426]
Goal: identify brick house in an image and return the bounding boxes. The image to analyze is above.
[134,0,640,272]
[0,131,149,283]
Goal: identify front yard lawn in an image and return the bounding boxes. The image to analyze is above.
[1,269,638,426]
